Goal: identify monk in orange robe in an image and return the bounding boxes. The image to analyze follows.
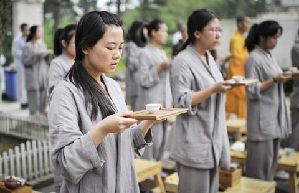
[226,16,251,118]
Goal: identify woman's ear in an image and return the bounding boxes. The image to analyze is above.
[61,40,66,48]
[194,31,201,39]
[82,47,89,55]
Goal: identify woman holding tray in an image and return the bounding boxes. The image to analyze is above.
[49,11,154,193]
[135,19,172,161]
[169,9,232,193]
[245,20,291,181]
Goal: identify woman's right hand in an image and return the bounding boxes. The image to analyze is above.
[156,59,172,72]
[213,82,232,93]
[274,74,292,83]
[99,111,138,134]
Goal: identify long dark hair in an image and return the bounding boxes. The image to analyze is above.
[126,21,147,47]
[245,20,283,52]
[67,11,122,120]
[181,9,217,51]
[26,25,38,42]
[54,24,77,55]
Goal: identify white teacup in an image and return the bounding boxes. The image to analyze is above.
[289,67,298,72]
[145,103,161,113]
[232,75,244,83]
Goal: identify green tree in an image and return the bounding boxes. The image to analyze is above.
[0,0,13,66]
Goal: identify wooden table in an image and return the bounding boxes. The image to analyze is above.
[226,119,247,140]
[135,159,165,193]
[164,172,275,193]
[225,177,275,193]
[230,150,299,193]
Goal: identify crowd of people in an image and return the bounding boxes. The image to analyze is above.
[7,8,299,193]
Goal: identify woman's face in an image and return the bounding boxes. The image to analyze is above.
[64,34,76,59]
[196,18,222,50]
[83,25,124,75]
[152,23,168,45]
[35,27,42,40]
[264,31,282,50]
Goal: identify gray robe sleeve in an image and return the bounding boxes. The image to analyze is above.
[132,127,153,157]
[22,43,48,67]
[171,58,198,115]
[50,87,103,184]
[137,51,160,88]
[49,59,65,89]
[21,44,40,67]
[245,58,262,100]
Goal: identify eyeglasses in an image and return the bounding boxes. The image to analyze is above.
[205,27,223,34]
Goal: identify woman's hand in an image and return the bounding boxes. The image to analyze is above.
[100,111,138,134]
[213,82,232,93]
[273,74,292,83]
[90,111,138,146]
[156,59,172,72]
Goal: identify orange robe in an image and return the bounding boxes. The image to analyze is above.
[226,31,249,118]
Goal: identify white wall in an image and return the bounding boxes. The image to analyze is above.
[12,0,44,38]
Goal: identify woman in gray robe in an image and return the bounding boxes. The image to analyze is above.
[125,21,147,111]
[22,25,53,116]
[49,24,77,193]
[287,29,299,150]
[245,20,291,181]
[170,9,231,193]
[49,24,76,94]
[135,19,172,161]
[49,11,154,193]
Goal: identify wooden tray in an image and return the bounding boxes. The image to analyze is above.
[284,71,299,77]
[0,182,32,193]
[223,79,258,86]
[128,108,188,121]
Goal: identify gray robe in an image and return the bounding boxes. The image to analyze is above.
[124,41,142,110]
[21,40,49,114]
[49,53,74,92]
[135,44,172,110]
[21,40,49,90]
[49,76,152,193]
[245,47,291,141]
[245,47,291,181]
[135,43,173,160]
[288,35,299,150]
[169,46,230,170]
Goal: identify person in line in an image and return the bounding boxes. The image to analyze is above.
[125,21,147,111]
[225,16,251,119]
[21,25,53,116]
[287,28,299,150]
[49,11,155,193]
[135,19,172,161]
[169,9,231,193]
[245,20,291,181]
[12,23,29,109]
[49,24,77,94]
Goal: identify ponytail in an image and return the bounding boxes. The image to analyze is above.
[245,24,259,52]
[53,28,64,55]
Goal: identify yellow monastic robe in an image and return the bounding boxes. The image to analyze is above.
[226,31,249,118]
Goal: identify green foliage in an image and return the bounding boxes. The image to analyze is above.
[0,0,13,66]
[122,0,271,33]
